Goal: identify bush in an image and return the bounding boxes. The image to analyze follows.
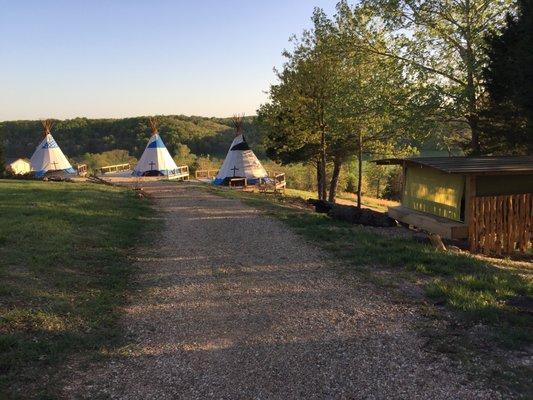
[192,155,221,174]
[382,166,403,201]
[79,150,137,173]
[173,144,197,170]
[0,130,5,178]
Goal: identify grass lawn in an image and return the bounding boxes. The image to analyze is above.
[209,185,533,394]
[0,180,155,399]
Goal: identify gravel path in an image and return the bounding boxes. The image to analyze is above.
[63,183,501,399]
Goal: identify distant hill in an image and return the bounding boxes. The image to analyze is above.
[0,115,265,160]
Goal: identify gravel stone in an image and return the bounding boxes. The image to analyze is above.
[62,183,501,399]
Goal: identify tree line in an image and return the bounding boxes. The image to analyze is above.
[257,0,532,204]
[0,115,265,162]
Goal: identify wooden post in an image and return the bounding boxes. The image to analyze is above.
[466,175,476,252]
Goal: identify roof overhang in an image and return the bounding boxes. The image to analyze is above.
[372,156,533,175]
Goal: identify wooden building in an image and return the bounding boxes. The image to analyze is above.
[374,156,533,255]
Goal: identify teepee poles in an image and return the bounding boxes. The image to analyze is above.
[42,119,54,137]
[232,114,244,136]
[149,117,158,136]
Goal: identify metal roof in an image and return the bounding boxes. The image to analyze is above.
[373,156,533,175]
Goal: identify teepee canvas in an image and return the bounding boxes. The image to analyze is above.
[30,120,75,178]
[132,118,179,177]
[214,115,268,185]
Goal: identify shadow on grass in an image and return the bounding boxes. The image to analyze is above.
[0,180,158,398]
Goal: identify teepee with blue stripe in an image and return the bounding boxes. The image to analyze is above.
[30,120,75,178]
[132,117,179,177]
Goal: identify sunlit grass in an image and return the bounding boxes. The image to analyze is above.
[283,187,395,212]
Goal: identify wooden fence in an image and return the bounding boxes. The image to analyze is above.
[195,169,218,179]
[469,193,532,255]
[98,163,131,174]
[76,164,88,177]
[168,165,189,180]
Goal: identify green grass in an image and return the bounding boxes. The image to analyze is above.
[210,186,532,347]
[0,180,155,398]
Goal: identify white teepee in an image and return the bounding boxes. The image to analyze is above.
[214,115,268,185]
[132,118,179,177]
[30,120,75,178]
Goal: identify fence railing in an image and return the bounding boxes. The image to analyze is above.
[168,165,189,180]
[98,163,131,174]
[469,193,532,255]
[76,164,88,176]
[195,169,218,179]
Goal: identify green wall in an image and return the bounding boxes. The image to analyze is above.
[476,174,533,196]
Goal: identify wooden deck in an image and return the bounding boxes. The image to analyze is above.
[387,205,468,240]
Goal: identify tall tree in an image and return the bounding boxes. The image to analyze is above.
[361,0,513,154]
[480,0,533,154]
[260,4,426,204]
[334,3,430,207]
[258,8,342,201]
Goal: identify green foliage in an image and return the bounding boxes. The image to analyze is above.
[480,0,533,155]
[80,149,137,172]
[0,130,5,178]
[0,115,264,161]
[259,4,430,203]
[381,166,403,200]
[173,143,197,170]
[0,180,156,397]
[194,155,221,173]
[362,0,514,153]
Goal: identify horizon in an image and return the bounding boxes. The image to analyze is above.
[0,113,258,123]
[1,0,338,122]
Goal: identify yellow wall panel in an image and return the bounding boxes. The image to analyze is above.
[403,167,464,221]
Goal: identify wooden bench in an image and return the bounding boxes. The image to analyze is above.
[258,173,286,194]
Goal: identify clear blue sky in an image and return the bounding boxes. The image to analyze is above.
[0,0,338,121]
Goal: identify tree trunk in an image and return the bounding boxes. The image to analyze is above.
[464,8,481,155]
[316,159,324,200]
[468,114,481,154]
[328,159,342,203]
[356,129,363,209]
[320,129,327,200]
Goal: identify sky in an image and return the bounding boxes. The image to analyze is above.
[0,0,339,121]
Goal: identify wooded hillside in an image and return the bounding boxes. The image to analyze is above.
[0,115,265,160]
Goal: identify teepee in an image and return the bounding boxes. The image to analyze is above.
[30,120,75,178]
[132,118,179,177]
[214,115,268,185]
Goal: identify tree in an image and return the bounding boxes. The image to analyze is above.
[0,130,5,177]
[258,8,343,201]
[259,4,427,204]
[480,0,533,154]
[334,2,427,207]
[362,0,514,154]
